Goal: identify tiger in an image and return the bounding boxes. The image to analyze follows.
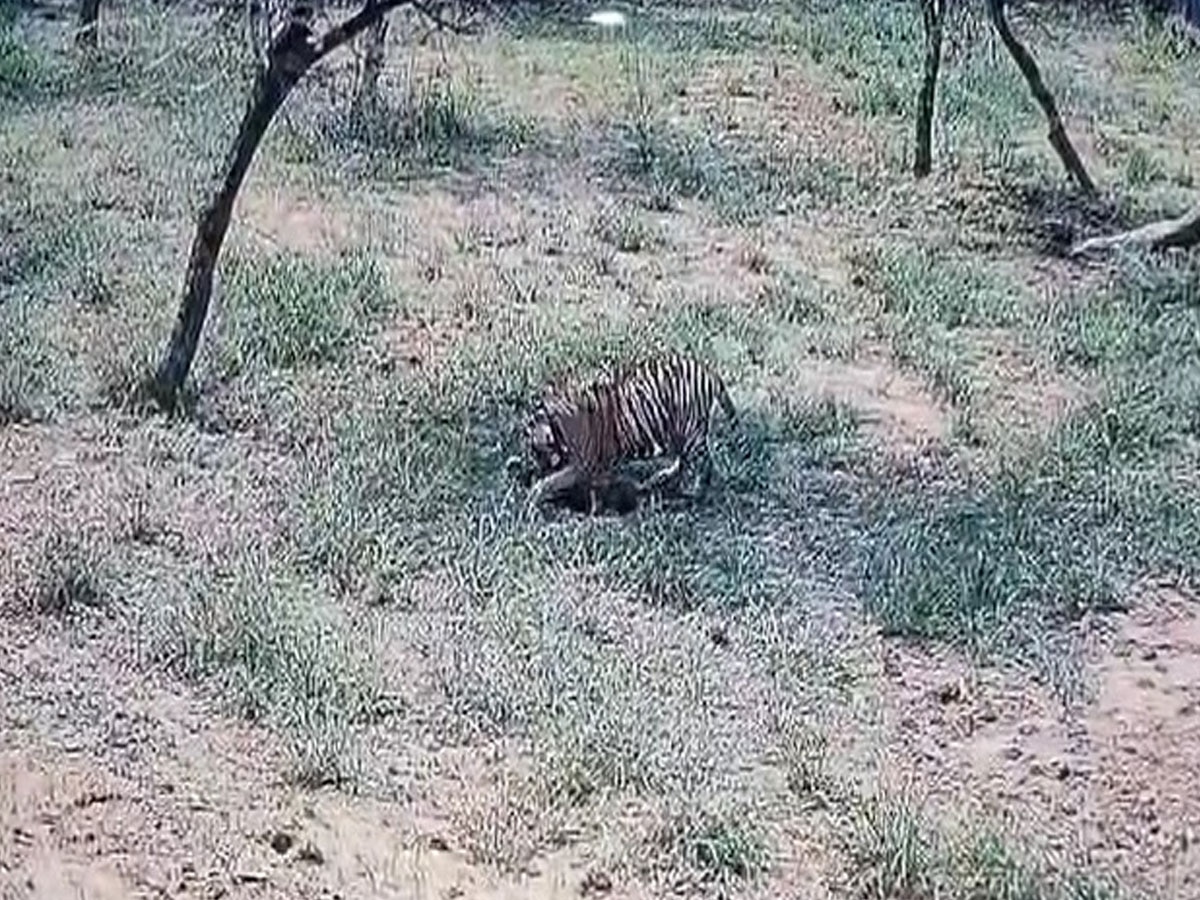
[512,353,738,515]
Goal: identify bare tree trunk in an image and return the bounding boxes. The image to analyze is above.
[1071,201,1200,256]
[351,13,389,129]
[986,0,1096,197]
[152,2,411,408]
[77,0,100,50]
[914,0,944,178]
[1175,0,1200,30]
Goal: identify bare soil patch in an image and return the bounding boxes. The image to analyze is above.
[873,587,1200,898]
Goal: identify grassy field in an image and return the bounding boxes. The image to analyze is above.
[2,1,1200,897]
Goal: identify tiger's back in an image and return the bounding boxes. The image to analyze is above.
[607,354,736,464]
[524,353,737,504]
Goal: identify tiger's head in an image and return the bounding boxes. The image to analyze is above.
[526,406,567,473]
[506,393,572,486]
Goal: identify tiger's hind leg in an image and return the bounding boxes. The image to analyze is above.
[691,448,715,498]
[676,431,715,501]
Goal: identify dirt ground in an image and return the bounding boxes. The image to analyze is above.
[3,3,1200,898]
[3,400,1198,897]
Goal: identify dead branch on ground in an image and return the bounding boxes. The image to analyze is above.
[1071,201,1200,256]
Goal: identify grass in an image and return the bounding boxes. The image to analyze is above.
[656,800,769,886]
[847,792,1132,900]
[610,116,857,221]
[138,545,381,786]
[212,248,393,380]
[28,525,113,618]
[0,1,56,103]
[0,296,78,423]
[591,199,661,252]
[851,241,1030,419]
[860,249,1200,694]
[288,62,537,177]
[1,0,1198,895]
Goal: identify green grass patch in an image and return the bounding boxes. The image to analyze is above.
[142,547,381,786]
[591,200,662,252]
[861,250,1200,685]
[655,800,769,886]
[854,243,1026,413]
[861,243,1026,329]
[212,249,392,380]
[27,525,114,618]
[860,392,1199,686]
[289,68,536,176]
[1047,249,1200,375]
[860,464,1122,653]
[0,3,53,102]
[847,792,1131,900]
[0,295,81,424]
[611,118,856,222]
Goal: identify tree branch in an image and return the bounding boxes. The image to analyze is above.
[986,0,1096,197]
[914,0,944,178]
[152,0,413,408]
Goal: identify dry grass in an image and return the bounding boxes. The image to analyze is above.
[1,0,1199,897]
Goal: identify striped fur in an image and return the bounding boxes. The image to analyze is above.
[522,354,737,513]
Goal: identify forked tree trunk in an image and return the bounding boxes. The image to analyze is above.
[77,0,100,49]
[1071,201,1200,256]
[986,0,1096,197]
[914,0,945,178]
[152,3,410,408]
[351,14,389,128]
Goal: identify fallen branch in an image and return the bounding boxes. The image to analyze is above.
[986,0,1095,197]
[1070,201,1200,257]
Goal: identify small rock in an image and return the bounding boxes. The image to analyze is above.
[936,681,961,704]
[1001,745,1022,761]
[296,843,324,865]
[1018,721,1038,736]
[1054,758,1071,780]
[978,705,999,723]
[269,831,294,855]
[708,624,729,647]
[581,869,613,895]
[234,869,268,885]
[1141,647,1158,661]
[428,834,450,852]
